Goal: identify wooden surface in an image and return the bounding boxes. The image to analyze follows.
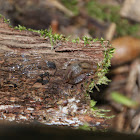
[0,17,110,127]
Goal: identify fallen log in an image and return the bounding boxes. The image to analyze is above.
[0,17,113,128]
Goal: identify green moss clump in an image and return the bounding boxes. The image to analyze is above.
[88,38,114,92]
[96,46,114,85]
[0,14,10,24]
[14,25,69,49]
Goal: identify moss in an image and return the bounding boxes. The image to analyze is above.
[96,46,114,86]
[90,100,115,119]
[85,0,140,38]
[88,38,114,92]
[0,14,10,24]
[79,123,97,131]
[72,37,80,43]
[60,0,79,15]
[61,0,140,37]
[85,1,120,22]
[15,25,27,31]
[14,25,69,49]
[92,107,115,119]
[0,15,114,129]
[78,99,115,131]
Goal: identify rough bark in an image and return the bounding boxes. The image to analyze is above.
[0,17,111,128]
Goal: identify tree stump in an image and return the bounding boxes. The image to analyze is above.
[0,17,112,128]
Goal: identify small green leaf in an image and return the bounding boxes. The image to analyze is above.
[90,100,97,108]
[79,123,91,131]
[111,92,139,108]
[93,38,99,42]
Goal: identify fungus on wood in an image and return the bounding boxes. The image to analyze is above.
[0,16,113,129]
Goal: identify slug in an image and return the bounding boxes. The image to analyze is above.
[64,61,97,84]
[111,36,140,66]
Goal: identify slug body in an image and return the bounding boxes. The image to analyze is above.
[111,36,140,66]
[64,61,97,84]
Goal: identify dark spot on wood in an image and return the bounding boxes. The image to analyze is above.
[90,78,93,81]
[39,74,44,79]
[14,84,17,88]
[42,79,49,85]
[43,117,46,120]
[46,61,56,69]
[86,73,91,76]
[44,72,49,77]
[40,72,49,78]
[36,79,43,83]
[37,66,42,69]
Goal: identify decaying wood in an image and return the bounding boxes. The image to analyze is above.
[0,17,110,128]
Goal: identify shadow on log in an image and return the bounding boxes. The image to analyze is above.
[0,121,139,139]
[0,17,112,128]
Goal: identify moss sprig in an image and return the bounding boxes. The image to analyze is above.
[88,38,114,91]
[72,37,80,43]
[0,14,10,24]
[14,25,70,49]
